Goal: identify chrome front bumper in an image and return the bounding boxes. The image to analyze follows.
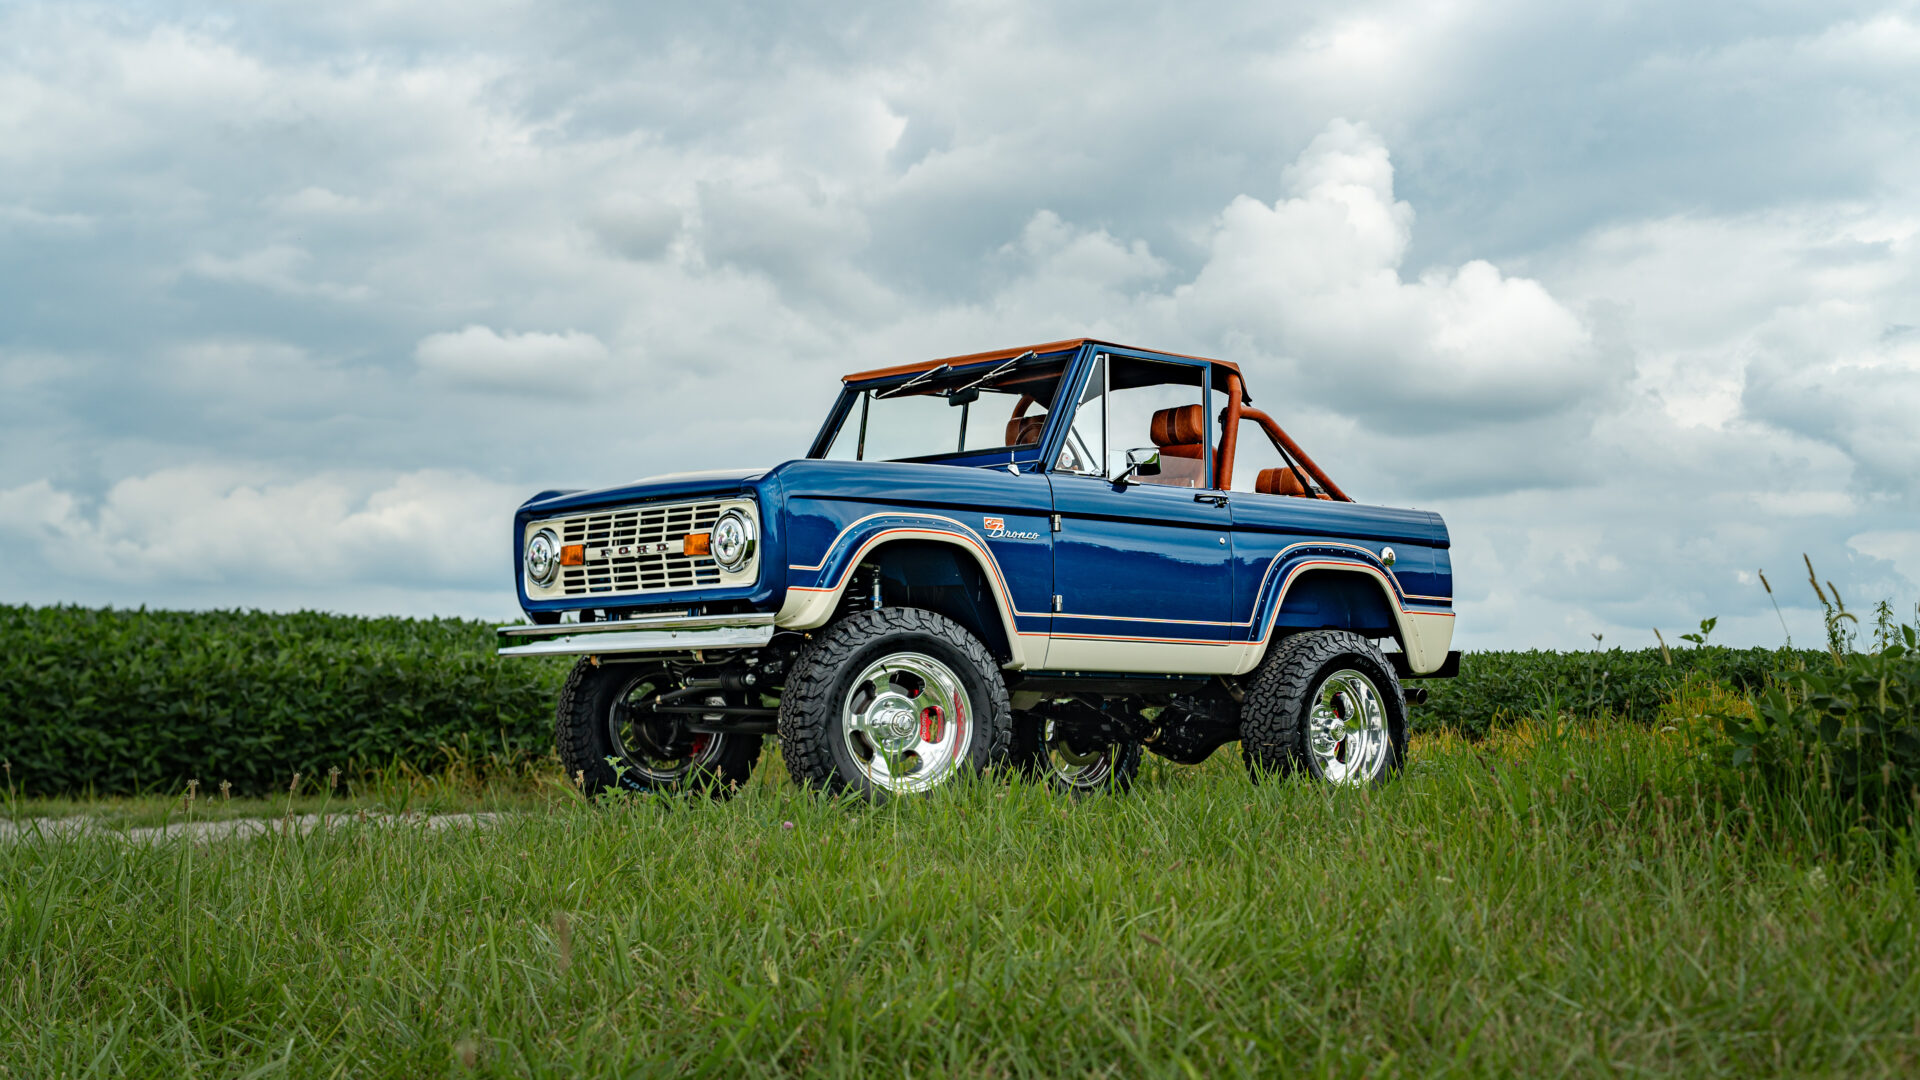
[496,611,776,658]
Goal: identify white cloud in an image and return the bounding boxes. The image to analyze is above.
[0,203,93,230]
[0,468,518,589]
[0,348,81,394]
[414,325,613,396]
[1010,210,1170,292]
[1536,198,1920,501]
[1173,121,1602,429]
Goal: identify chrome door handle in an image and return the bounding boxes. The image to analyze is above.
[1193,493,1228,508]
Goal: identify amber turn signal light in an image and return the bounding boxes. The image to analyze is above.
[682,532,711,557]
[559,544,585,566]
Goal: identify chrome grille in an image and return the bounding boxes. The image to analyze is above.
[553,501,728,597]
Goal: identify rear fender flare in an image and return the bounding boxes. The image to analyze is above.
[1239,549,1454,675]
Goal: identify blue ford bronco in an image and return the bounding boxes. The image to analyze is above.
[501,340,1456,797]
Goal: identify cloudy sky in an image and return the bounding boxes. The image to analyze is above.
[2,0,1917,650]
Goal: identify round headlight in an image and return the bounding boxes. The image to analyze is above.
[710,510,756,571]
[525,528,559,586]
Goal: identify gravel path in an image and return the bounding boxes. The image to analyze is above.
[0,810,508,845]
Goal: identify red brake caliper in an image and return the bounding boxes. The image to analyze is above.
[919,705,945,742]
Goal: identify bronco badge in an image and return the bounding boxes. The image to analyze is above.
[984,516,1041,541]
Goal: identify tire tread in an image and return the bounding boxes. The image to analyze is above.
[555,658,760,796]
[1240,629,1406,783]
[779,607,1011,794]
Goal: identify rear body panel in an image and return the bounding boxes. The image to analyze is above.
[1228,496,1454,674]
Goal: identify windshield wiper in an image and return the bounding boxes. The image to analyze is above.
[950,351,1033,396]
[873,364,951,399]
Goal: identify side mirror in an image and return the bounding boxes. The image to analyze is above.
[1114,448,1162,486]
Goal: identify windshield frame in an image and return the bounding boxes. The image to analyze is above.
[804,342,1240,477]
[806,352,1079,466]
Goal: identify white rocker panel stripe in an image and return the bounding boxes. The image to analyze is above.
[1040,636,1248,675]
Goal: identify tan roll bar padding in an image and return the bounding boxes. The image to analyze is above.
[1216,370,1243,491]
[1240,407,1353,503]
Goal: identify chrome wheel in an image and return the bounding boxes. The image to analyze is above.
[1307,668,1391,784]
[607,674,729,786]
[1038,719,1119,790]
[839,651,974,794]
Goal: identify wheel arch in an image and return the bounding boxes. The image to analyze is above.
[868,540,1013,663]
[1239,561,1453,675]
[776,530,1032,667]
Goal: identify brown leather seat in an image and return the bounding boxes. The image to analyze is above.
[1005,414,1047,446]
[1147,405,1207,487]
[1149,405,1205,454]
[1256,467,1327,498]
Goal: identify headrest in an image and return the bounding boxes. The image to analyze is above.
[1005,415,1046,446]
[1256,468,1322,498]
[1149,405,1206,447]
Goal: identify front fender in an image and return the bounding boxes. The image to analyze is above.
[775,510,1040,669]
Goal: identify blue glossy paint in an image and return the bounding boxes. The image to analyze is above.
[1265,569,1399,636]
[520,468,768,517]
[778,460,1055,636]
[1228,496,1451,635]
[512,340,1455,669]
[1048,474,1234,642]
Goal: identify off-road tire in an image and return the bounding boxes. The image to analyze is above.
[1240,630,1407,786]
[556,659,762,798]
[1009,714,1142,794]
[779,607,1012,798]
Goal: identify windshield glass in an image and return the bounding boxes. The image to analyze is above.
[820,358,1069,462]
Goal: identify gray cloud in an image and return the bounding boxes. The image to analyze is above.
[0,0,1916,647]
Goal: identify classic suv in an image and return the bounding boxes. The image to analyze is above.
[501,340,1456,797]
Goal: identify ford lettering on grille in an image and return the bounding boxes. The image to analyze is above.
[553,501,731,597]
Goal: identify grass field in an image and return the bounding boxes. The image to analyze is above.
[5,721,1919,1078]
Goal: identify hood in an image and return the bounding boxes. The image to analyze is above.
[521,466,773,516]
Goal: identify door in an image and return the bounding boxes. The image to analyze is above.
[1042,353,1236,674]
